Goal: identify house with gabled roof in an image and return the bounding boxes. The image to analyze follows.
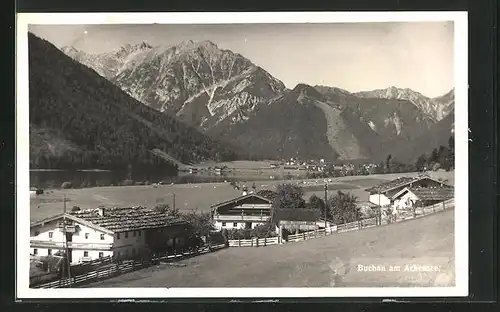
[365,174,452,207]
[30,206,190,264]
[211,193,273,230]
[390,186,454,212]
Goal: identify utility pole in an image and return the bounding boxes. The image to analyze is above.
[324,183,328,229]
[172,193,176,211]
[378,193,382,225]
[63,195,72,287]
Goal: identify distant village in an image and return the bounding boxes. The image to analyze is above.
[187,157,379,178]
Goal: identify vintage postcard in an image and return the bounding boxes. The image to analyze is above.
[16,11,468,299]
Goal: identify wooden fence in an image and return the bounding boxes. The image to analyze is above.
[227,198,454,247]
[228,236,279,247]
[33,244,226,289]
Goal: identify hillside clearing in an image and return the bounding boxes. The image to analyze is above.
[86,208,455,288]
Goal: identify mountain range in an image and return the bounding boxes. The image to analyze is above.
[29,33,242,172]
[56,38,455,164]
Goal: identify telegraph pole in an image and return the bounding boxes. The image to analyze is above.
[63,195,72,287]
[324,183,328,229]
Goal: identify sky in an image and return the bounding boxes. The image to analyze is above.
[29,22,454,97]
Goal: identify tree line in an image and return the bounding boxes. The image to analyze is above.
[414,136,455,172]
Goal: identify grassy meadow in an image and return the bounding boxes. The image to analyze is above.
[86,208,455,287]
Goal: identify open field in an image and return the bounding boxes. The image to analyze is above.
[29,171,454,222]
[86,208,455,287]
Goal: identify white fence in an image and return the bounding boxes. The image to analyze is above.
[228,236,279,247]
[227,198,454,247]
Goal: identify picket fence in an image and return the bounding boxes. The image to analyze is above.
[227,198,454,247]
[33,244,226,289]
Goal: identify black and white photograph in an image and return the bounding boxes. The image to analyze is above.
[16,12,468,298]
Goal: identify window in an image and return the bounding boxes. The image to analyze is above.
[125,232,128,238]
[133,231,137,237]
[132,248,136,255]
[100,234,105,240]
[48,249,52,255]
[85,233,89,239]
[83,251,89,257]
[221,222,226,226]
[48,232,53,238]
[233,222,238,227]
[98,252,104,258]
[117,251,121,258]
[33,249,38,255]
[116,233,120,240]
[34,231,40,236]
[138,230,141,237]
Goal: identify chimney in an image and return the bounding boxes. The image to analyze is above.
[251,182,256,193]
[242,186,248,196]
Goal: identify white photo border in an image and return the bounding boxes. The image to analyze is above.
[16,11,469,299]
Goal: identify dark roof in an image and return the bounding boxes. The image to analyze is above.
[273,208,321,222]
[365,175,448,194]
[408,187,454,201]
[210,193,272,209]
[356,201,380,208]
[69,206,187,233]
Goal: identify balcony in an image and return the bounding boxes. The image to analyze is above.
[213,215,271,222]
[30,240,113,250]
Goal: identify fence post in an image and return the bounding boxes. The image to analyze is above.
[256,237,259,247]
[302,232,306,240]
[443,201,446,210]
[251,238,253,247]
[238,238,241,247]
[432,204,435,213]
[264,237,267,246]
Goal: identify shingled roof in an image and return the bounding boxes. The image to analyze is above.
[365,175,448,194]
[408,187,454,201]
[210,193,272,209]
[69,206,187,233]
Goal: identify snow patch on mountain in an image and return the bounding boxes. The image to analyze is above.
[355,86,454,122]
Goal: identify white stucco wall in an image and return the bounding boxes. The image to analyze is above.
[30,218,115,264]
[214,221,265,231]
[369,194,390,206]
[393,191,419,211]
[112,229,147,259]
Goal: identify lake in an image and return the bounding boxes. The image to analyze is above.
[29,168,308,189]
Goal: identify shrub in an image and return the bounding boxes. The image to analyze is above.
[61,181,72,189]
[226,223,277,240]
[71,206,81,212]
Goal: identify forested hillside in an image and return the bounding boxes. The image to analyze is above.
[28,33,240,171]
